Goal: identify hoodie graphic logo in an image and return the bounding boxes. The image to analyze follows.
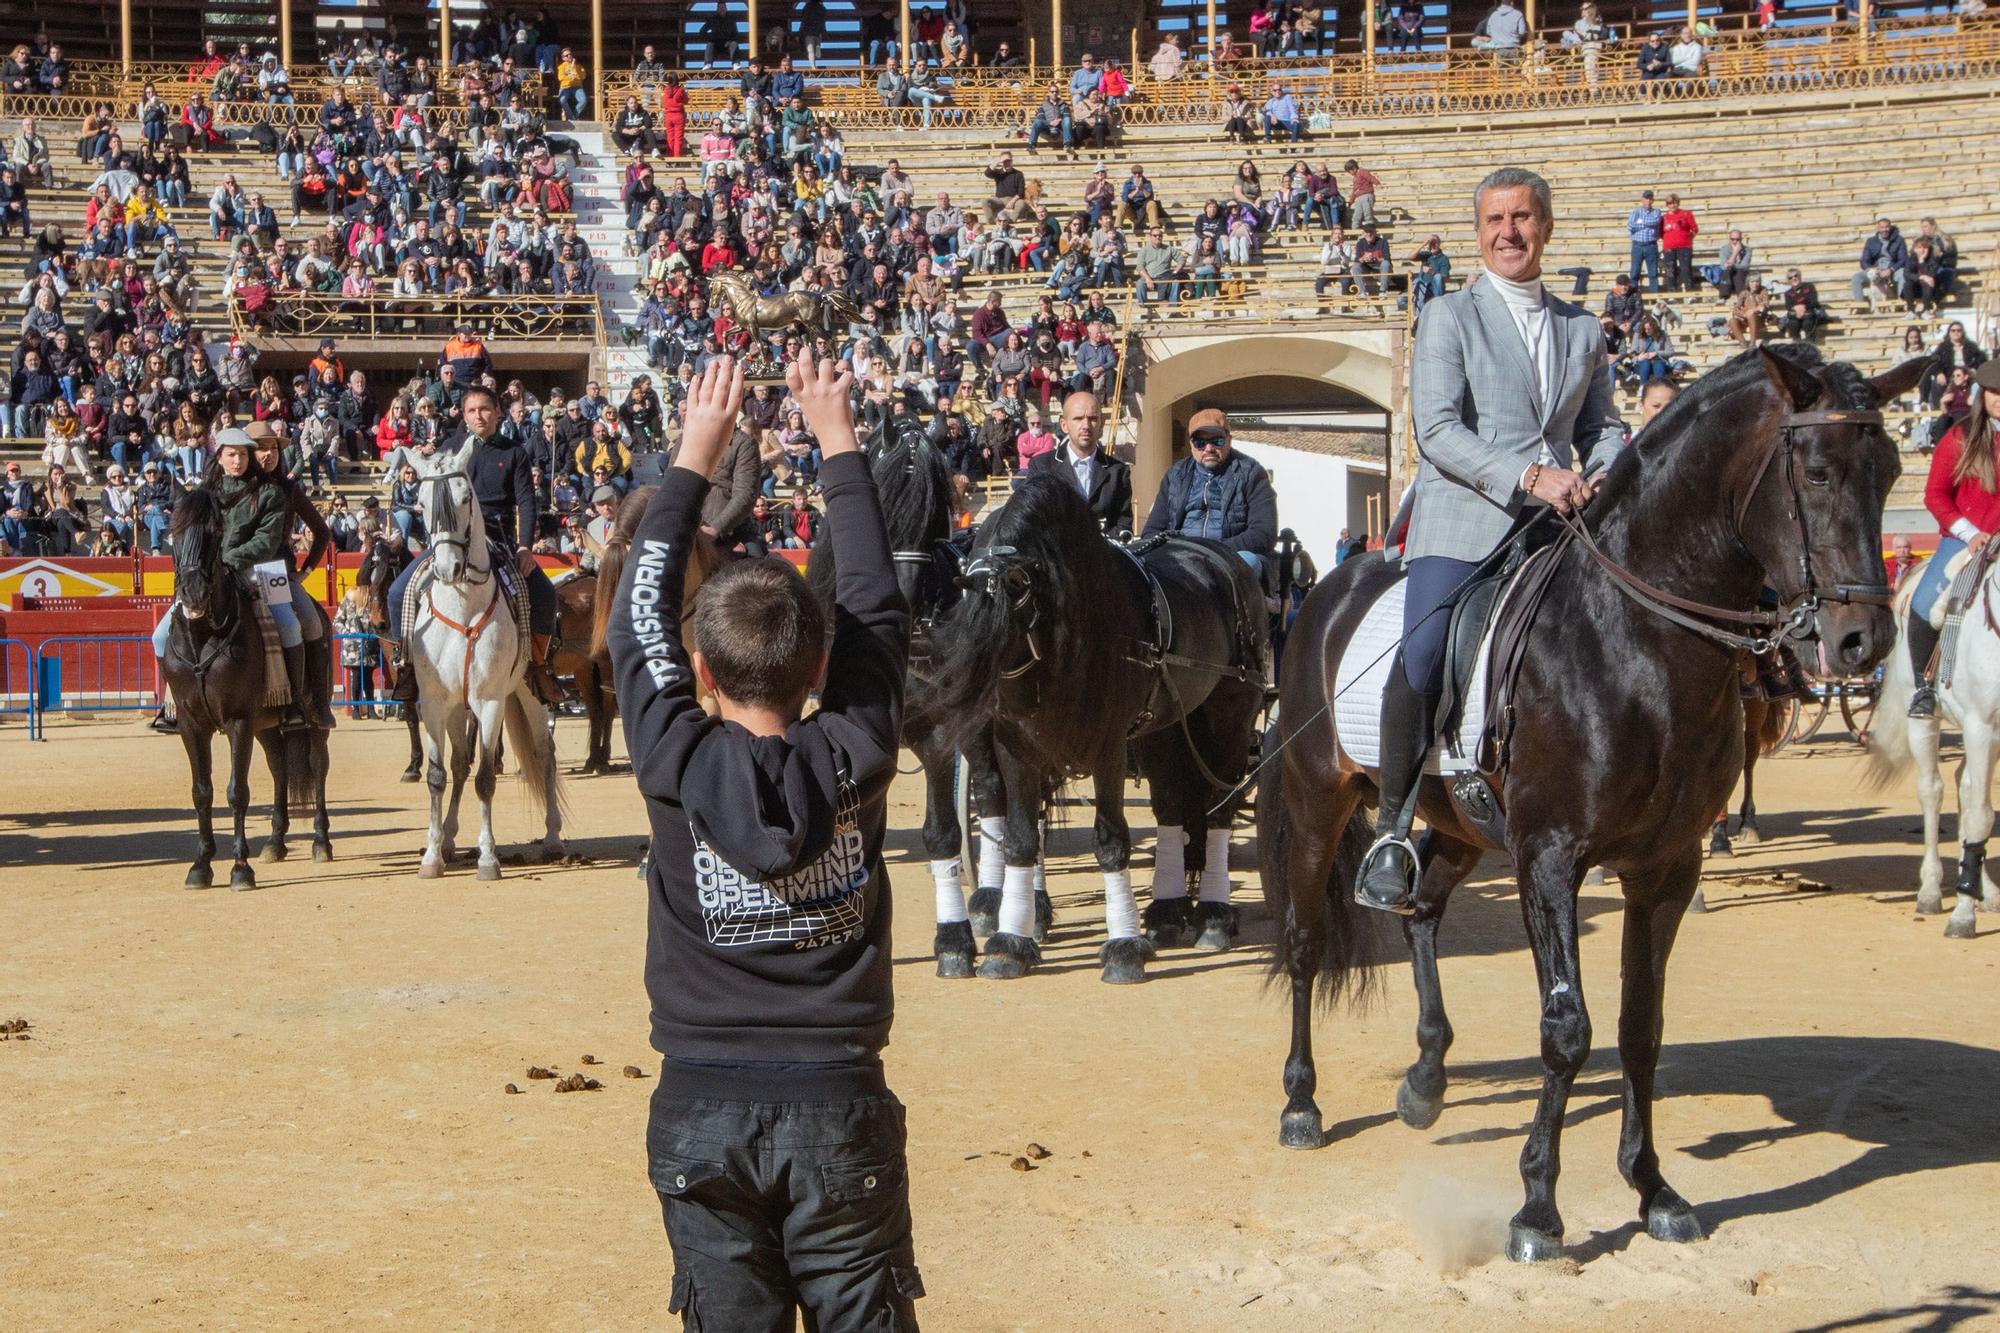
[691,778,867,949]
[629,537,682,689]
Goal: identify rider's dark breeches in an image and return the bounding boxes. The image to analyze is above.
[1400,555,1482,694]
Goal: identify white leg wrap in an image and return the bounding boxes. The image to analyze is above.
[1199,828,1233,903]
[1152,824,1187,898]
[977,816,1006,889]
[1033,820,1049,895]
[1033,856,1047,896]
[1104,868,1139,939]
[930,858,966,924]
[998,863,1037,938]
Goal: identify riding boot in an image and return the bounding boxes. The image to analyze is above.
[1355,667,1434,915]
[527,632,567,707]
[1908,610,1942,719]
[280,643,312,733]
[387,640,419,703]
[303,640,338,729]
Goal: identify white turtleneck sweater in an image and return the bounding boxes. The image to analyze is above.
[1483,268,1560,491]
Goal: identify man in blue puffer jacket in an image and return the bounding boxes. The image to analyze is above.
[1139,407,1278,574]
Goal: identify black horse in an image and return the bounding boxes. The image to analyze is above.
[809,433,1009,978]
[1258,346,1926,1261]
[929,473,1269,984]
[160,487,334,889]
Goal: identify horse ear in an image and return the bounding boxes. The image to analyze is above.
[453,438,477,473]
[1756,345,1823,410]
[1868,354,1931,406]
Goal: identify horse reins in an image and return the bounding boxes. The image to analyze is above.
[1557,407,1888,655]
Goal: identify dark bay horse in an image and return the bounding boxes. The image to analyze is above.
[160,486,333,889]
[808,433,1009,978]
[552,572,617,774]
[1258,346,1926,1261]
[929,473,1269,984]
[358,536,423,781]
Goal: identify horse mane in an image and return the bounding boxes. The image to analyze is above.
[169,481,222,540]
[808,435,960,616]
[589,485,659,663]
[928,473,1137,771]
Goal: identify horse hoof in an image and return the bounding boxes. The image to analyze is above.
[934,921,976,978]
[1707,832,1732,858]
[259,843,286,864]
[1192,902,1239,953]
[1506,1223,1565,1263]
[1279,1108,1326,1150]
[184,865,213,890]
[476,861,502,882]
[1915,892,1944,915]
[417,860,443,880]
[1099,935,1155,984]
[540,843,566,864]
[1687,889,1708,914]
[228,865,258,891]
[1141,898,1193,949]
[1944,914,1978,940]
[311,840,333,863]
[1735,825,1762,847]
[976,932,1039,980]
[967,887,1002,938]
[1033,890,1054,944]
[1644,1190,1705,1244]
[1395,1075,1444,1130]
[400,765,422,783]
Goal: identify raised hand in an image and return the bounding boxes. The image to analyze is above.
[673,356,744,479]
[785,347,859,458]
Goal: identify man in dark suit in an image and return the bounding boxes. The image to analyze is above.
[1027,391,1134,536]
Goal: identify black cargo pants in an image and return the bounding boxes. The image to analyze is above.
[649,1072,924,1331]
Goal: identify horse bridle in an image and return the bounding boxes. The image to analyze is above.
[423,469,492,583]
[961,544,1043,679]
[1562,406,1889,655]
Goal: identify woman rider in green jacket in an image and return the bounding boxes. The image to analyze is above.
[151,427,331,731]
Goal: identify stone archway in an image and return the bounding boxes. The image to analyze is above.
[1127,327,1404,517]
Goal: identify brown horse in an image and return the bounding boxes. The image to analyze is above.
[552,572,619,774]
[358,536,424,781]
[1708,670,1795,859]
[580,486,720,772]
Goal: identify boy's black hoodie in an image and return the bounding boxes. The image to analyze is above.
[608,451,908,1082]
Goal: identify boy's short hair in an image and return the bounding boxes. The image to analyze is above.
[691,557,826,714]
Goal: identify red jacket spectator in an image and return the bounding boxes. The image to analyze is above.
[1926,423,2000,537]
[1661,206,1699,251]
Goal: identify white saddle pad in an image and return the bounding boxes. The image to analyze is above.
[1332,577,1499,776]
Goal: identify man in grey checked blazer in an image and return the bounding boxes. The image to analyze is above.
[1357,167,1626,914]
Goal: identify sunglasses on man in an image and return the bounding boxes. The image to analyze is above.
[1190,431,1228,448]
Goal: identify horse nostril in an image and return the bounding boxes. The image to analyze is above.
[1839,628,1871,668]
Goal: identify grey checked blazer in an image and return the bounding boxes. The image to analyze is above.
[1404,276,1625,563]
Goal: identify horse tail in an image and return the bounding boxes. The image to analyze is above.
[285,728,318,809]
[504,691,566,828]
[589,536,628,665]
[1863,609,1919,790]
[1256,726,1382,1009]
[1753,692,1790,757]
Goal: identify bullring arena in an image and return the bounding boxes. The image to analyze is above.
[4,0,2000,1328]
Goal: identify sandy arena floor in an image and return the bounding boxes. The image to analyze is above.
[2,713,1998,1332]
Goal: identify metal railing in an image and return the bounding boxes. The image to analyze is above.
[229,291,600,344]
[593,16,2000,134]
[0,637,39,739]
[34,635,160,726]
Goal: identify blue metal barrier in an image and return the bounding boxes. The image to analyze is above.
[0,637,38,739]
[35,636,161,730]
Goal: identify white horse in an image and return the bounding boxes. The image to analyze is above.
[1869,555,2000,937]
[408,443,564,878]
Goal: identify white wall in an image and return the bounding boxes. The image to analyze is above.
[1239,438,1389,574]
